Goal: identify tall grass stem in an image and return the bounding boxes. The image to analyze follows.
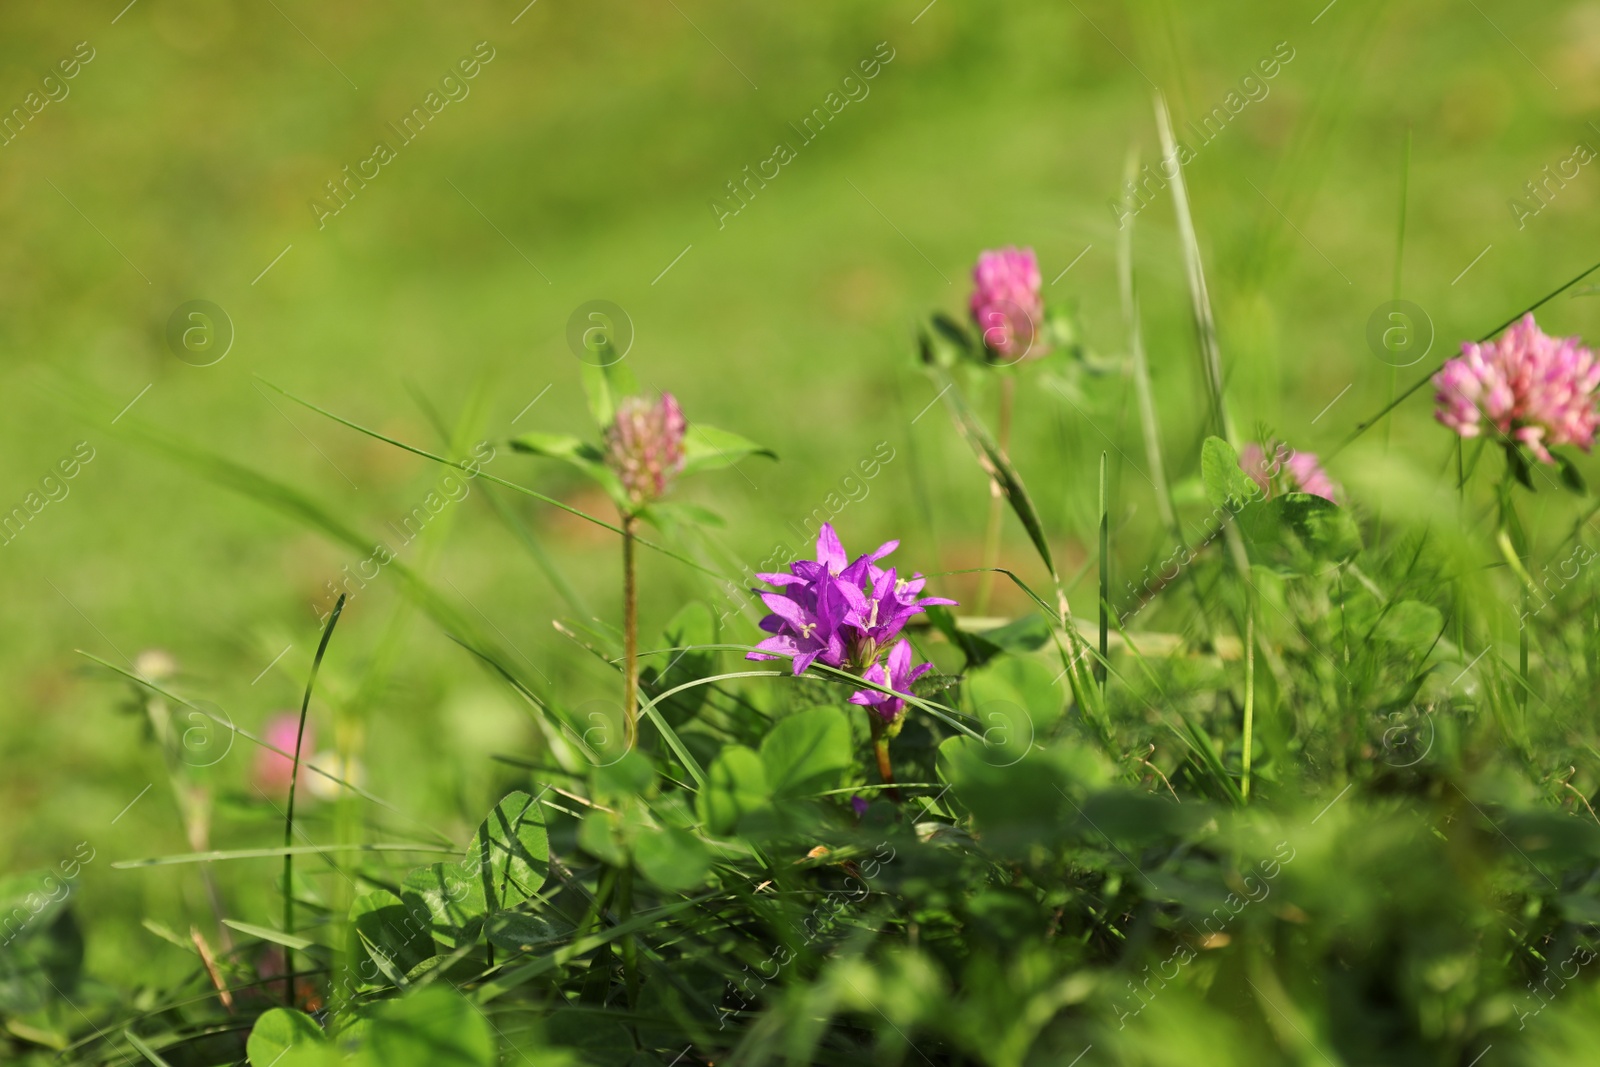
[1118,148,1178,537]
[283,593,345,1005]
[1243,601,1255,801]
[622,513,639,751]
[1098,451,1109,691]
[977,376,1015,614]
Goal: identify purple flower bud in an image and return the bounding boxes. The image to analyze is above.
[605,392,687,506]
[970,246,1046,362]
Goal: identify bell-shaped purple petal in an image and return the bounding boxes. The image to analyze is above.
[745,525,955,704]
[847,639,934,723]
[816,524,849,575]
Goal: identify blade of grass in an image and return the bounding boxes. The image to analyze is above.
[123,1031,175,1067]
[934,371,1081,650]
[978,375,1017,615]
[937,371,1058,582]
[220,921,319,953]
[1155,87,1255,716]
[1155,90,1232,446]
[112,844,455,868]
[1332,254,1600,459]
[483,483,592,617]
[810,662,986,744]
[1118,146,1178,536]
[100,419,597,762]
[77,652,443,838]
[284,593,345,1004]
[255,376,726,581]
[1098,451,1110,691]
[1242,602,1255,802]
[476,895,716,1004]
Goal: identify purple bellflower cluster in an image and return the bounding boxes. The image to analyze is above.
[747,524,954,727]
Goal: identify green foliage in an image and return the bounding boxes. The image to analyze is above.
[19,14,1600,1062]
[245,1008,326,1066]
[398,791,549,952]
[759,706,853,797]
[580,360,638,431]
[512,371,773,514]
[365,988,496,1067]
[401,860,488,951]
[508,433,625,502]
[1238,493,1363,572]
[347,892,435,992]
[1200,436,1259,511]
[697,744,771,835]
[681,424,778,475]
[471,790,551,913]
[632,828,713,891]
[245,990,504,1067]
[935,368,1061,585]
[0,871,83,1019]
[640,602,720,727]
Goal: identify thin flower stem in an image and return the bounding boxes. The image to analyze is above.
[618,866,639,1020]
[1500,473,1531,718]
[283,593,345,1006]
[977,376,1015,615]
[622,513,639,752]
[1242,600,1255,802]
[999,372,1015,453]
[1520,586,1530,717]
[869,718,901,801]
[1097,451,1109,691]
[873,740,901,801]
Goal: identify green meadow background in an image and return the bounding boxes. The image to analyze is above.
[2,0,1597,986]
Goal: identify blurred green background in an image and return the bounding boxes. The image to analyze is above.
[4,0,1599,987]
